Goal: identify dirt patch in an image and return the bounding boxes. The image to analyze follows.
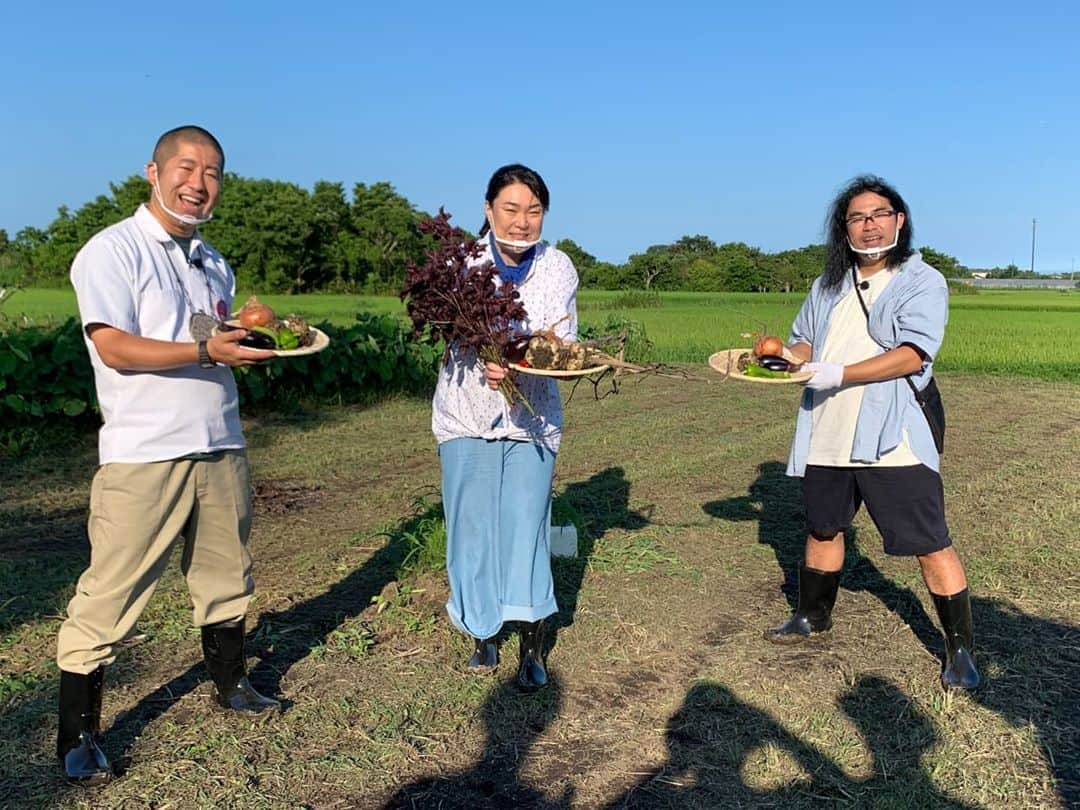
[251,479,325,516]
[1,375,1076,808]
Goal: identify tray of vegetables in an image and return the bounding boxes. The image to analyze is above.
[708,337,810,384]
[507,333,612,378]
[216,296,329,357]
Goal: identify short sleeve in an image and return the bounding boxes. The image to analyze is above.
[70,237,138,334]
[895,278,948,361]
[789,278,820,346]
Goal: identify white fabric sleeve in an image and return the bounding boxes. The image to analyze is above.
[551,254,580,342]
[70,238,138,334]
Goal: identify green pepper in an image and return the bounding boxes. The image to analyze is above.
[249,326,279,345]
[275,329,300,350]
[743,363,791,379]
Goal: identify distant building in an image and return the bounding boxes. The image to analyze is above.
[969,278,1078,290]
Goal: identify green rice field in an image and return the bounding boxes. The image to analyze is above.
[5,287,1078,382]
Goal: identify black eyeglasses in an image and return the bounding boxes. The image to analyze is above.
[845,209,897,227]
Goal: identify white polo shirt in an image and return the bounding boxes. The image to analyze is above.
[71,204,245,464]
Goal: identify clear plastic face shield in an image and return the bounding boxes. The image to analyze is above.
[150,162,214,226]
[487,220,542,253]
[847,230,899,260]
[485,189,544,254]
[846,209,902,261]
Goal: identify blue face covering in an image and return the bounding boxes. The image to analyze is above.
[489,231,536,286]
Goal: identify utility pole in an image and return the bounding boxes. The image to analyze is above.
[1030,218,1036,275]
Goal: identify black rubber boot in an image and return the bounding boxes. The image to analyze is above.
[516,620,548,693]
[201,620,281,713]
[764,565,841,643]
[932,589,980,690]
[57,668,112,785]
[467,636,498,670]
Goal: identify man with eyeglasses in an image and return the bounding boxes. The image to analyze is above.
[761,175,979,691]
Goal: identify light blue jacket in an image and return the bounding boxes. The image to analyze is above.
[786,251,948,477]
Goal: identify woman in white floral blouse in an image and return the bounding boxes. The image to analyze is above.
[431,164,579,692]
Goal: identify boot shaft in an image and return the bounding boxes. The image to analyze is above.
[58,670,104,732]
[201,620,247,694]
[57,668,105,756]
[518,620,546,658]
[932,588,975,652]
[798,565,841,625]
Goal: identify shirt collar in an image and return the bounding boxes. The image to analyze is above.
[134,203,206,260]
[487,231,539,285]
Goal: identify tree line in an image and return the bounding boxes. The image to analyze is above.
[0,175,986,294]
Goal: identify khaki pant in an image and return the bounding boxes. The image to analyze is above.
[57,450,255,674]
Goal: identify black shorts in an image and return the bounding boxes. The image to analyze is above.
[802,465,952,557]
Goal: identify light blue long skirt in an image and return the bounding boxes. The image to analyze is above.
[439,437,558,640]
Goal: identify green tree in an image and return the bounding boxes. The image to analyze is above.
[713,242,769,291]
[673,234,718,256]
[554,238,596,273]
[586,260,626,289]
[919,246,964,277]
[203,176,314,292]
[351,182,428,292]
[110,175,151,216]
[306,181,354,291]
[625,245,681,290]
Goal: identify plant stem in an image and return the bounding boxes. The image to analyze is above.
[479,345,535,416]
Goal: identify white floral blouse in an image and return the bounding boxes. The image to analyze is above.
[431,240,579,453]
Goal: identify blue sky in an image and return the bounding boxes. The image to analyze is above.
[4,2,1079,272]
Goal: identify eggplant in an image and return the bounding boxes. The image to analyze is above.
[239,329,278,350]
[756,354,794,372]
[219,322,278,350]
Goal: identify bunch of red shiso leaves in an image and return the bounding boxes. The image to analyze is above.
[401,209,533,413]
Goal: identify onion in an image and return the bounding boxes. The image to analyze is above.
[756,336,784,357]
[237,296,275,328]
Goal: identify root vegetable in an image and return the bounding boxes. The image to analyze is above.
[755,335,785,357]
[238,296,275,328]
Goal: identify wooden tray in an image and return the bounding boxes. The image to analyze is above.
[707,349,810,385]
[509,363,611,378]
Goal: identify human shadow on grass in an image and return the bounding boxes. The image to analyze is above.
[384,676,571,809]
[704,460,1080,807]
[606,676,975,808]
[548,467,651,652]
[703,461,943,654]
[92,499,440,777]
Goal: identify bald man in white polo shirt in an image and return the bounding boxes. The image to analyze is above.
[56,125,280,785]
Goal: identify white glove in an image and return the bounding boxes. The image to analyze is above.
[804,362,845,392]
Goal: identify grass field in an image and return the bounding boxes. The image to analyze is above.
[1,374,1077,808]
[1,285,1078,807]
[6,286,1080,381]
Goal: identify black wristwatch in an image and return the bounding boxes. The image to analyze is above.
[197,340,215,369]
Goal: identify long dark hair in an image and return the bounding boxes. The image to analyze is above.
[478,163,550,236]
[822,175,913,290]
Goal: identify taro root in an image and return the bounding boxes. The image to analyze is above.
[523,334,605,370]
[281,315,313,347]
[525,335,560,369]
[563,342,588,370]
